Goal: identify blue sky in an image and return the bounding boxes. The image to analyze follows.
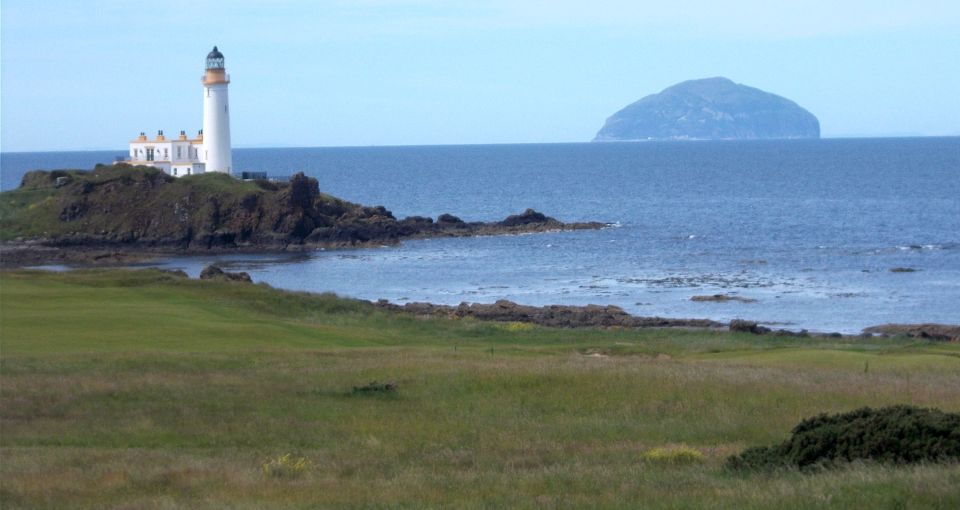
[2,0,958,151]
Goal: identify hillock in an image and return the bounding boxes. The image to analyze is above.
[594,77,820,141]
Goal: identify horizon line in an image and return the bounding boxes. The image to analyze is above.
[3,134,959,155]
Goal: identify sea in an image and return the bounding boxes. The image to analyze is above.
[2,137,959,334]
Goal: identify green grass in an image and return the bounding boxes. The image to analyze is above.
[2,269,959,508]
[0,166,267,241]
[0,187,63,240]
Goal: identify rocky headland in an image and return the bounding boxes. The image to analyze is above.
[594,77,820,141]
[0,165,605,266]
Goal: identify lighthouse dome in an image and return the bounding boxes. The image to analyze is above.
[205,46,225,69]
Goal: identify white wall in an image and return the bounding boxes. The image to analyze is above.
[202,82,232,174]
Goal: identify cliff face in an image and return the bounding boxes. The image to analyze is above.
[0,165,601,257]
[594,77,820,141]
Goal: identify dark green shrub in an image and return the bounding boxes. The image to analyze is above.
[726,405,960,471]
[352,381,397,394]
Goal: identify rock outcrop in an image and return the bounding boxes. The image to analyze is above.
[691,294,757,303]
[594,77,819,141]
[1,165,606,265]
[862,324,960,342]
[374,299,722,329]
[729,319,764,334]
[199,265,253,283]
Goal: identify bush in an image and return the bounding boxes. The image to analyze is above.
[352,381,397,394]
[262,453,311,479]
[642,444,705,465]
[726,405,960,472]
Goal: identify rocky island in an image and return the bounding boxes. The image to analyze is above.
[0,165,605,265]
[593,77,820,141]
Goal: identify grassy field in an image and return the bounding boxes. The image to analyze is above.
[1,269,958,508]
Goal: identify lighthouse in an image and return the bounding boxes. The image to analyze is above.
[201,46,232,174]
[126,46,235,177]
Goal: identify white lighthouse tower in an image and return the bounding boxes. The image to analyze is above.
[201,46,232,174]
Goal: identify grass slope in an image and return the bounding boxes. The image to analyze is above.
[1,269,959,509]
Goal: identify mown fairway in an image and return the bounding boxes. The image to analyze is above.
[1,269,958,509]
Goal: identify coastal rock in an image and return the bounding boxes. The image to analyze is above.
[401,215,434,225]
[691,294,757,303]
[729,319,769,334]
[285,172,320,209]
[594,77,820,141]
[499,208,549,227]
[374,299,865,338]
[199,265,253,283]
[437,213,465,225]
[862,324,960,342]
[375,299,722,329]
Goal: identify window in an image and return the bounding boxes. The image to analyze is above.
[177,146,182,159]
[173,168,178,176]
[163,148,168,159]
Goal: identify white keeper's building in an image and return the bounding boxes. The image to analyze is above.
[127,46,233,177]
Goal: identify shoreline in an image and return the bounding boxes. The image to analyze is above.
[4,240,955,339]
[6,264,957,342]
[373,296,959,341]
[0,220,607,268]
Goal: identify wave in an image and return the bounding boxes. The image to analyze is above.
[854,242,958,255]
